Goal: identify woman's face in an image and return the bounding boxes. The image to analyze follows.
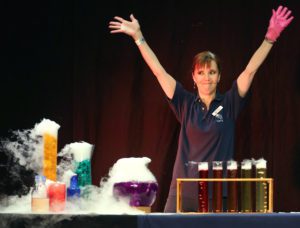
[192,60,220,96]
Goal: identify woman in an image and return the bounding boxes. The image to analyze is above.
[109,6,293,212]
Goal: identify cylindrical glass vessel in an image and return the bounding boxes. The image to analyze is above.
[31,175,49,212]
[227,160,238,212]
[212,161,223,212]
[48,182,66,212]
[69,142,94,187]
[255,158,268,212]
[198,162,209,212]
[241,159,252,212]
[35,119,60,181]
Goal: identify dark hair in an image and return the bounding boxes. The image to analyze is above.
[192,51,221,73]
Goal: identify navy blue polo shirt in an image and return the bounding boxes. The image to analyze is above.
[165,80,248,212]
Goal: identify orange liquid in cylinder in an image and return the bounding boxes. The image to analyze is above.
[31,198,49,212]
[43,133,57,181]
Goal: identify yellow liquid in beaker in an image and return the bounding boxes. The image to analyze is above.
[43,133,57,181]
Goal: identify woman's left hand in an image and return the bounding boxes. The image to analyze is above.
[265,5,294,42]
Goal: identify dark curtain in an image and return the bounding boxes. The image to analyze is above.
[1,0,300,212]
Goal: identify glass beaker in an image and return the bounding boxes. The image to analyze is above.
[69,142,94,187]
[48,182,66,212]
[31,175,49,212]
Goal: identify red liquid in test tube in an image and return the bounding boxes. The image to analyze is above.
[198,162,209,212]
[212,161,223,212]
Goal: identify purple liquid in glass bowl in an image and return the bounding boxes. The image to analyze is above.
[113,181,158,207]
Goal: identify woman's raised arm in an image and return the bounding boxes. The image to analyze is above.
[109,14,176,99]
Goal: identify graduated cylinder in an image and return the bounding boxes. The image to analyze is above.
[198,162,209,212]
[255,159,268,212]
[227,160,238,212]
[241,159,252,212]
[35,119,60,181]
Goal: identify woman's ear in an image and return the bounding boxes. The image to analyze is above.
[218,74,221,83]
[192,73,195,82]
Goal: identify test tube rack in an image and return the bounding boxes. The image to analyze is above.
[176,178,273,213]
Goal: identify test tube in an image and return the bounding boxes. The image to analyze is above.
[255,158,268,212]
[212,161,223,212]
[227,160,238,212]
[198,162,209,212]
[241,159,252,212]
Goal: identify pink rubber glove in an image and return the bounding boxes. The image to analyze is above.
[265,5,294,42]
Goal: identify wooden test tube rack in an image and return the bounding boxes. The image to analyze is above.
[176,178,274,213]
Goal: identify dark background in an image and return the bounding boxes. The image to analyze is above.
[1,0,300,212]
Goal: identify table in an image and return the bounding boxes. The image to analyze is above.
[138,213,300,228]
[1,212,300,228]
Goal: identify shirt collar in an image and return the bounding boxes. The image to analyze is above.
[194,91,224,103]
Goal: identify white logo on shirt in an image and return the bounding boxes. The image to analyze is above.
[212,106,223,122]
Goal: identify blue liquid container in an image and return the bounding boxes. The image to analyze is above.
[67,175,81,199]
